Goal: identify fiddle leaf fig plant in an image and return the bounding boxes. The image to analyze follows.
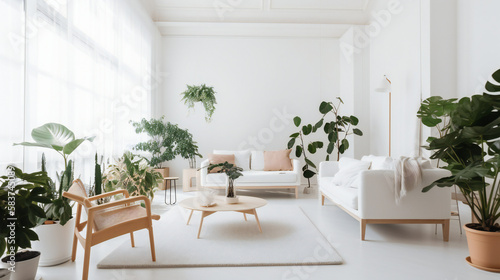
[417,69,500,232]
[287,98,363,189]
[317,97,363,161]
[180,84,217,122]
[288,116,322,189]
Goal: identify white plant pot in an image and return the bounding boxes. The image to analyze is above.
[1,251,40,280]
[31,218,75,266]
[225,196,239,204]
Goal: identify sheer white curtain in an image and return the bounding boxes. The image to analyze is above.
[0,0,25,172]
[2,0,160,181]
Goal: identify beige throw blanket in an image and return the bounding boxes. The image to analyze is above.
[393,157,425,204]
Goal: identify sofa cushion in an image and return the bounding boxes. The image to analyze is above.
[206,170,297,184]
[251,151,265,171]
[207,154,235,173]
[214,150,251,171]
[332,158,370,187]
[321,180,358,210]
[361,155,394,170]
[264,149,293,171]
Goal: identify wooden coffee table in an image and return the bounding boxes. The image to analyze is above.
[179,195,267,238]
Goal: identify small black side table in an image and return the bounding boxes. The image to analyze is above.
[164,177,179,205]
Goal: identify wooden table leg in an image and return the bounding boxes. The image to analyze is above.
[187,210,194,225]
[197,211,214,239]
[253,209,262,233]
[243,213,247,221]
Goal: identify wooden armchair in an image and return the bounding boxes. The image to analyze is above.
[62,179,160,280]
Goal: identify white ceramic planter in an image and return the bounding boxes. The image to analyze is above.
[31,218,75,266]
[1,251,40,280]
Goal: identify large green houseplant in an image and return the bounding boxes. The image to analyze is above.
[180,84,217,122]
[103,151,163,201]
[288,98,363,191]
[131,117,202,177]
[14,123,94,267]
[14,123,94,225]
[417,69,500,270]
[1,166,52,279]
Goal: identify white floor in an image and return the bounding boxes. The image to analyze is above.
[38,186,498,280]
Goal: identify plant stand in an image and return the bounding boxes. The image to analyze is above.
[164,177,178,205]
[155,167,169,190]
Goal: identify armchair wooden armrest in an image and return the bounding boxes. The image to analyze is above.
[88,195,159,220]
[87,189,130,201]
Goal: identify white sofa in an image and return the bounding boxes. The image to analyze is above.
[318,157,452,241]
[200,150,301,198]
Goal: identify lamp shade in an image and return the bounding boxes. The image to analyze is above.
[375,75,392,92]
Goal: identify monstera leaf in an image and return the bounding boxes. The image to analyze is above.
[14,123,95,159]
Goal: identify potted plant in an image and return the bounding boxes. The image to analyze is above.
[417,69,500,271]
[1,166,52,280]
[176,129,202,169]
[103,151,163,201]
[14,123,94,266]
[207,161,243,204]
[288,97,363,192]
[180,84,217,122]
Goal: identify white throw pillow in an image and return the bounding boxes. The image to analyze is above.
[250,151,265,171]
[332,157,371,188]
[213,150,251,171]
[361,155,394,170]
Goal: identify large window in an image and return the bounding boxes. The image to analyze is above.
[0,0,25,171]
[1,0,159,180]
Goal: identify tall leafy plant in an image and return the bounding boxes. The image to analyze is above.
[0,166,52,256]
[288,117,323,189]
[131,117,202,168]
[317,98,363,161]
[14,123,94,225]
[417,69,500,232]
[180,84,217,122]
[287,98,363,189]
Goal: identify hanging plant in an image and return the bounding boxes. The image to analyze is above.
[180,84,217,122]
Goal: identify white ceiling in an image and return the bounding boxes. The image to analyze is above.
[142,0,372,25]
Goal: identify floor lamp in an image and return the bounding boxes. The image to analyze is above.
[375,75,392,157]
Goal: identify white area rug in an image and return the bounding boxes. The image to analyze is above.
[98,205,342,268]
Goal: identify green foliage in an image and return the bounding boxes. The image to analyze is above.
[180,84,217,122]
[317,98,363,161]
[417,69,500,231]
[206,162,243,198]
[14,123,95,168]
[103,152,163,201]
[14,124,93,225]
[131,117,202,168]
[0,166,52,256]
[288,98,363,188]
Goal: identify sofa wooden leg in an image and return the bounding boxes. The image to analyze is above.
[442,219,450,242]
[361,220,367,241]
[295,187,298,199]
[321,194,325,206]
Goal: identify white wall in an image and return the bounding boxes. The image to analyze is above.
[158,31,339,183]
[368,0,421,157]
[457,0,500,98]
[339,27,371,160]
